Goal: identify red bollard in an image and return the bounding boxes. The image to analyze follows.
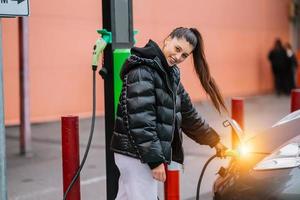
[297,69,300,88]
[291,89,300,112]
[61,116,81,200]
[231,98,244,149]
[164,162,180,200]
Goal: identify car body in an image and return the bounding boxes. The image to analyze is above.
[213,110,300,200]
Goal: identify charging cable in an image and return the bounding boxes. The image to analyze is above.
[63,30,111,200]
[196,154,218,200]
[63,65,97,200]
[196,149,238,200]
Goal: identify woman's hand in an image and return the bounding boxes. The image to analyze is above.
[214,142,228,158]
[151,163,166,182]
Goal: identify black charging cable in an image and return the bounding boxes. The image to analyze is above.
[63,65,97,200]
[195,154,218,200]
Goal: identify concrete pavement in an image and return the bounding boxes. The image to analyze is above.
[5,94,292,200]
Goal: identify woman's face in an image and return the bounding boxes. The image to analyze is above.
[162,36,194,66]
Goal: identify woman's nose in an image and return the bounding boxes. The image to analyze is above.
[175,54,181,61]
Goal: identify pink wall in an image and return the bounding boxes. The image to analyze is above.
[133,0,290,99]
[2,0,291,124]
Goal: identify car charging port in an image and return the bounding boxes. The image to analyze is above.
[217,166,227,178]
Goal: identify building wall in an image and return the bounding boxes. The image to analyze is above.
[2,0,291,124]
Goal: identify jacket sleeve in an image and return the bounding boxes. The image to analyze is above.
[178,83,220,148]
[122,66,165,165]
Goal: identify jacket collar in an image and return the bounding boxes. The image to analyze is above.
[153,56,180,87]
[121,54,180,92]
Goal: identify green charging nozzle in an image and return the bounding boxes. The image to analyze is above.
[91,29,112,70]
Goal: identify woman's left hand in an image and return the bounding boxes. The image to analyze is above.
[214,142,228,158]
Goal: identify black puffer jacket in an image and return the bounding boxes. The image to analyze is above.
[110,40,220,168]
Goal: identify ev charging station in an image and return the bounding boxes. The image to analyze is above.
[100,0,134,199]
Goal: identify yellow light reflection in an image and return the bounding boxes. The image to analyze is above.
[238,143,251,157]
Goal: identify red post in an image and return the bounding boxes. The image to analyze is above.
[164,162,180,200]
[291,89,300,112]
[231,98,244,149]
[19,17,32,156]
[61,116,81,200]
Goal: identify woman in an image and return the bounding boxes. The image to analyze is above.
[268,39,289,95]
[111,27,228,200]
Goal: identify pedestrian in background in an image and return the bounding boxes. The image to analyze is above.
[110,27,228,200]
[268,39,289,95]
[285,42,298,93]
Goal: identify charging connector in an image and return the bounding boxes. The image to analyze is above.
[92,29,112,71]
[196,149,239,200]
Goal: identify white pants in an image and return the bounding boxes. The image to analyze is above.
[114,153,158,200]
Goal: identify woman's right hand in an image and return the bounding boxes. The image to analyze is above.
[151,163,166,182]
[214,141,228,158]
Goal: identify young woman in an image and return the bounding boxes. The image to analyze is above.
[111,27,228,200]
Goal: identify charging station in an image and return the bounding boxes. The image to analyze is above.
[101,1,134,199]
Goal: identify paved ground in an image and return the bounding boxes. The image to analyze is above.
[5,94,292,200]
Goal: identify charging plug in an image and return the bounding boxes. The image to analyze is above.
[92,38,107,70]
[92,29,112,71]
[225,149,239,157]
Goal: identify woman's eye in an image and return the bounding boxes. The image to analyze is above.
[175,47,180,52]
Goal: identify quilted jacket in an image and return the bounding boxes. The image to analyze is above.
[110,40,220,168]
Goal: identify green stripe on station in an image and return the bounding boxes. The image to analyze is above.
[113,49,131,115]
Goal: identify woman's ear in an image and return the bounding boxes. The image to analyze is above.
[164,36,172,46]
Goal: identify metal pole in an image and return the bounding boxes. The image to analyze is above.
[102,1,119,198]
[18,16,32,156]
[101,1,134,198]
[231,98,244,149]
[61,116,81,200]
[0,18,8,200]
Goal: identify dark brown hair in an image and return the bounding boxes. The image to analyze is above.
[168,27,227,113]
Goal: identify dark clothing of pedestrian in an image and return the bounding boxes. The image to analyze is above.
[286,49,298,92]
[268,47,289,95]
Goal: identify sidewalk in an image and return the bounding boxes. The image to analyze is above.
[5,94,291,200]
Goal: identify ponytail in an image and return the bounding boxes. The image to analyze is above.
[169,27,227,113]
[189,28,227,113]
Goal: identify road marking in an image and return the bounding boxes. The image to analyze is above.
[13,187,57,200]
[11,176,107,200]
[81,175,106,185]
